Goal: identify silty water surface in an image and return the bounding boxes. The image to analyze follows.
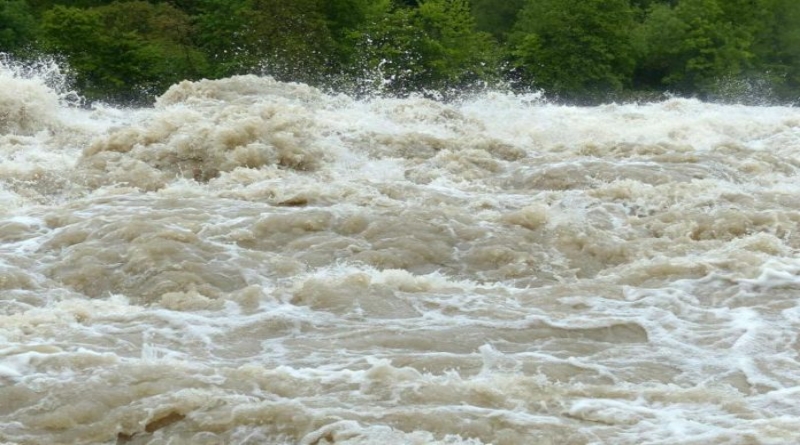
[1,64,800,445]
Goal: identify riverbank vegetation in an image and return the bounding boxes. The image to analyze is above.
[2,0,799,104]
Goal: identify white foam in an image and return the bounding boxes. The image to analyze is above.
[3,76,800,444]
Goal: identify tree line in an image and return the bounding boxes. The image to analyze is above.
[2,0,799,104]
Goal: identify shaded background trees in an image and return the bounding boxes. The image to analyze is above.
[1,0,799,104]
[39,2,204,103]
[509,0,636,101]
[635,0,753,97]
[355,0,497,95]
[0,0,37,56]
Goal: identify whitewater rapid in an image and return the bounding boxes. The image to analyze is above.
[2,63,800,444]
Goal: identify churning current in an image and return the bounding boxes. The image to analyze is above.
[2,64,800,445]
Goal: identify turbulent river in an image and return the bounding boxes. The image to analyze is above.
[2,62,800,445]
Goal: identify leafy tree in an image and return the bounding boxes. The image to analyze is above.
[0,0,37,54]
[469,0,525,42]
[415,0,498,86]
[40,6,107,93]
[21,0,800,103]
[509,0,636,101]
[102,1,207,87]
[358,0,498,95]
[41,2,206,103]
[324,0,372,35]
[634,0,754,96]
[28,0,118,13]
[191,0,256,77]
[320,0,393,90]
[675,0,753,91]
[323,0,390,62]
[631,2,688,90]
[750,0,800,101]
[160,0,204,15]
[247,0,335,83]
[630,0,677,9]
[193,0,336,83]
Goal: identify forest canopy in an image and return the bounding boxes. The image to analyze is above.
[2,0,799,104]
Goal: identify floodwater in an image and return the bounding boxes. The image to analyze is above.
[2,62,800,445]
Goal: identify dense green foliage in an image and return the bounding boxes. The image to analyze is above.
[509,0,636,100]
[40,2,205,102]
[2,0,799,104]
[354,0,497,94]
[0,0,36,53]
